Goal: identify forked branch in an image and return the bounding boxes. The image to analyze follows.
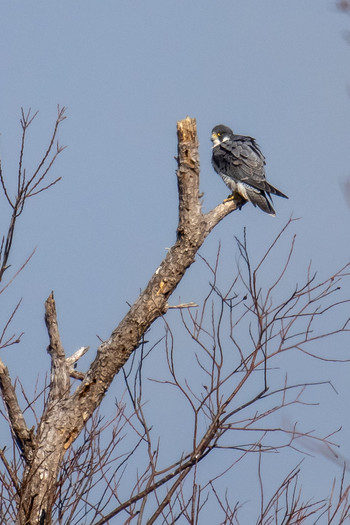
[12,117,245,523]
[68,117,242,432]
[0,106,66,283]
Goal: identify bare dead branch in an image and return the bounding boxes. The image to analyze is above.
[25,105,66,191]
[0,360,34,460]
[0,107,66,286]
[167,302,198,309]
[45,292,70,404]
[66,346,89,366]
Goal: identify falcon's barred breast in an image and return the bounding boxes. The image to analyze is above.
[211,124,288,216]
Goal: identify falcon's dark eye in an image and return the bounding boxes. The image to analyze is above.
[217,132,221,137]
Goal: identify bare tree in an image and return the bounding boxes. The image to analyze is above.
[0,111,349,524]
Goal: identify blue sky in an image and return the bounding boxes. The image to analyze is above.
[0,1,350,521]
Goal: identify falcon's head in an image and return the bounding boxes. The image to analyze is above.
[211,125,234,147]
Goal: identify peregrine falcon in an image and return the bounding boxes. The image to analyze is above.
[211,124,288,216]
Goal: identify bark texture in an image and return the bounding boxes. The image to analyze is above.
[1,117,241,524]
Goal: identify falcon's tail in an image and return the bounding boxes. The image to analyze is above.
[263,181,288,199]
[246,188,276,216]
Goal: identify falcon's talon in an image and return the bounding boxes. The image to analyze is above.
[211,124,288,216]
[223,194,235,203]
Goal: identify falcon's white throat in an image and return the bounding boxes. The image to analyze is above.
[211,134,230,148]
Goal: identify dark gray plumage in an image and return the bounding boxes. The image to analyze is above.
[211,124,288,216]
